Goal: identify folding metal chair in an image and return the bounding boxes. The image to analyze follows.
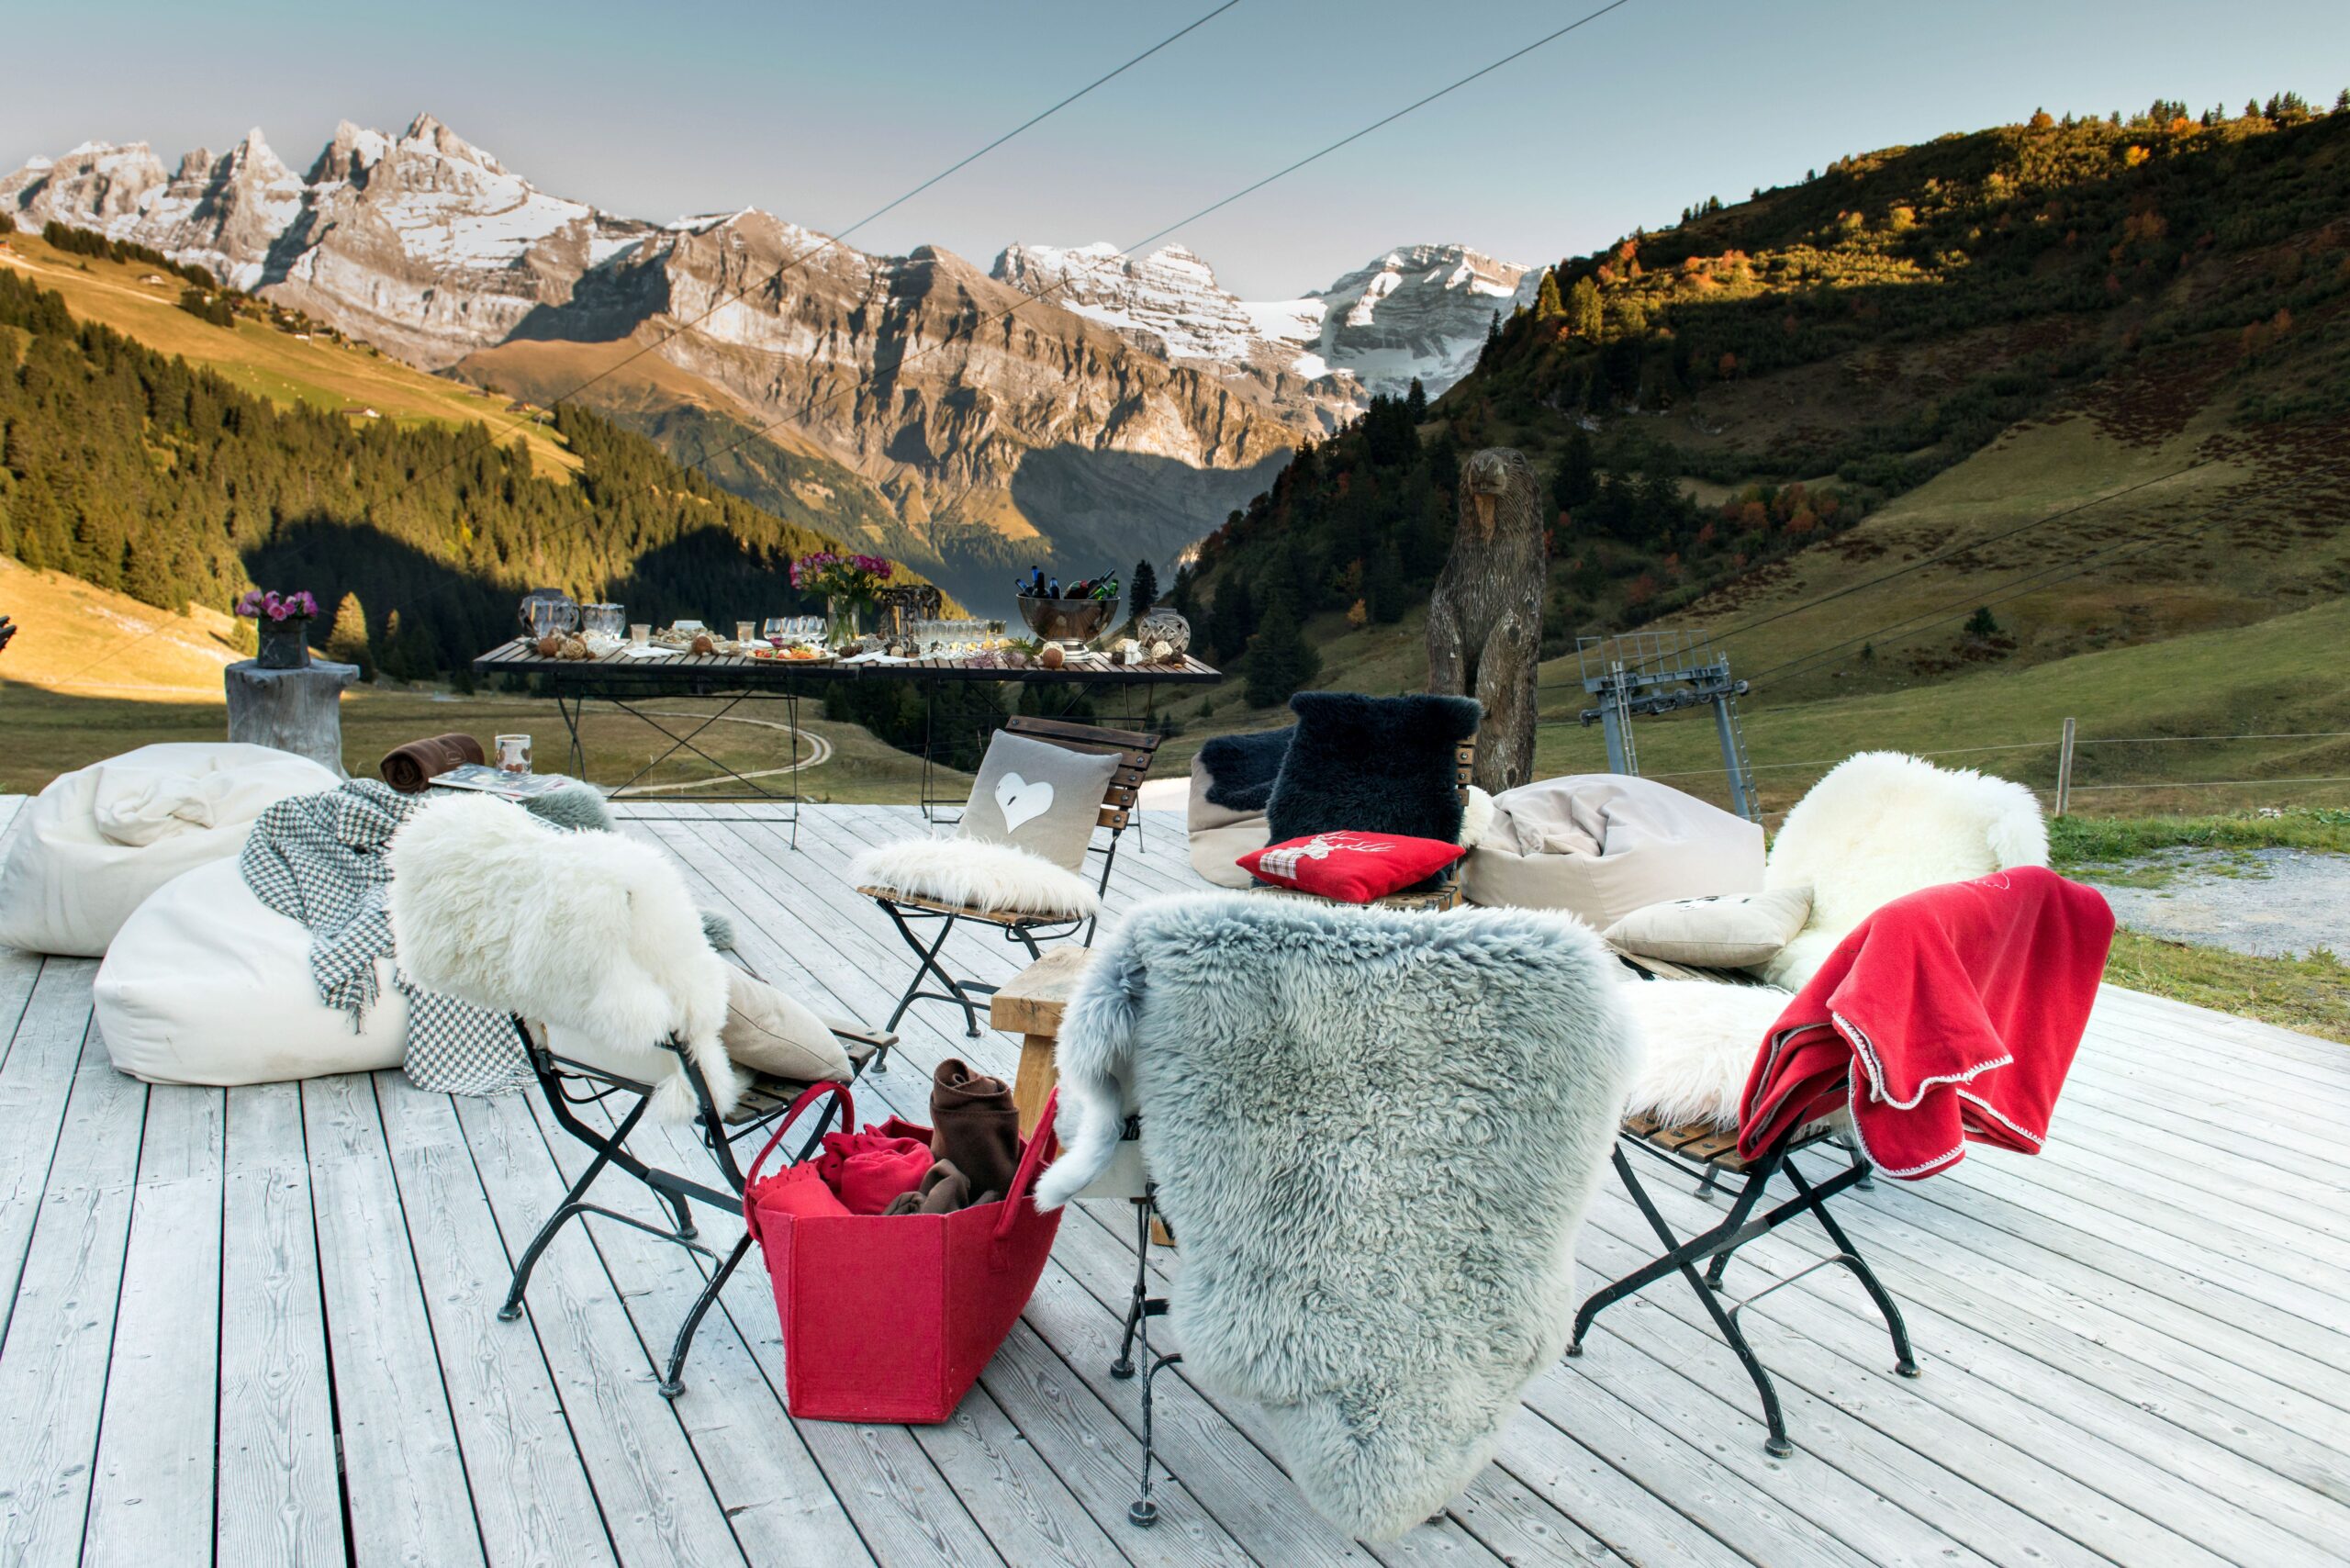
[1569,1098,1918,1456]
[861,714,1163,1037]
[501,1008,895,1397]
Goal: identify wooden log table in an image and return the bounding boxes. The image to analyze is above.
[224,657,360,776]
[988,945,1093,1139]
[992,946,1172,1244]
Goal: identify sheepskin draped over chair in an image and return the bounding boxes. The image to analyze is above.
[386,792,737,1121]
[0,742,340,957]
[1041,893,1638,1541]
[1263,691,1481,846]
[1759,749,2048,991]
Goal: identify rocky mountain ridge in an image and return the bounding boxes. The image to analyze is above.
[2,115,1528,610]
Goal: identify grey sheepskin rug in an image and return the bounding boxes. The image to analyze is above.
[1039,893,1637,1540]
[1265,692,1480,847]
[1198,725,1293,812]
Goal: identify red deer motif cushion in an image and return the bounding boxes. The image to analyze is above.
[1238,832,1466,903]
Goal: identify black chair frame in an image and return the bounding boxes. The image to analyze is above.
[498,1012,893,1397]
[1569,1103,1919,1457]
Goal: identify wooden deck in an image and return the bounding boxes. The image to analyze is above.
[2,795,2346,1567]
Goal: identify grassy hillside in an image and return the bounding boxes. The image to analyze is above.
[0,260,943,681]
[0,230,576,474]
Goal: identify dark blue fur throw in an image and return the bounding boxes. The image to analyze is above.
[1199,726,1295,813]
[1265,692,1481,846]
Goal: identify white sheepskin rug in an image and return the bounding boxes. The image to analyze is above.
[850,836,1100,920]
[1617,979,1793,1127]
[1458,784,1495,848]
[1762,749,2048,991]
[1042,892,1637,1541]
[386,793,737,1122]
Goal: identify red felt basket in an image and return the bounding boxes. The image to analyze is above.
[743,1082,1062,1423]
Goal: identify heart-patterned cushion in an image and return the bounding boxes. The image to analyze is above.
[959,731,1121,873]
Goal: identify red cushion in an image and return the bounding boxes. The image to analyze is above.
[1237,832,1465,903]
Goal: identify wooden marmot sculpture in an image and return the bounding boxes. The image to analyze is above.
[1427,446,1543,793]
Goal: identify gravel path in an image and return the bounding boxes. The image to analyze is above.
[2084,847,2348,960]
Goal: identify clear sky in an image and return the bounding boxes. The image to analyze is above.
[4,1,2344,299]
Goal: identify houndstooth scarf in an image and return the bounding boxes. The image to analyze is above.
[241,780,531,1096]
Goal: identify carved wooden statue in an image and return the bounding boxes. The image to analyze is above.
[1427,447,1543,794]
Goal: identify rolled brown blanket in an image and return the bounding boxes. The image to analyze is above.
[380,733,485,793]
[928,1058,1020,1200]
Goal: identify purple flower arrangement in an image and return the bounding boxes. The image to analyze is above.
[235,588,319,623]
[788,551,894,600]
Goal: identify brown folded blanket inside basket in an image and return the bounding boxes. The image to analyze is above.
[929,1058,1020,1200]
[380,734,485,793]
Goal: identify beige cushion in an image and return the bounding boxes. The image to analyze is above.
[960,731,1120,874]
[722,968,851,1082]
[1463,775,1763,929]
[1606,886,1813,968]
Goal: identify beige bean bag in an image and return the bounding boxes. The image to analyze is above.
[1187,758,1272,889]
[0,743,339,957]
[94,857,408,1086]
[1462,774,1762,929]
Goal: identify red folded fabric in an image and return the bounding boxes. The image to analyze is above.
[750,1161,852,1224]
[1737,866,2113,1180]
[816,1129,935,1215]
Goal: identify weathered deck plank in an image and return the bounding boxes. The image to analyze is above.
[0,801,2344,1568]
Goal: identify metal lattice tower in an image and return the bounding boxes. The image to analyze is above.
[1575,630,1759,821]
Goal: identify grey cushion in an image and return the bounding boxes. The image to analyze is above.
[960,731,1121,873]
[721,968,852,1082]
[1604,886,1813,969]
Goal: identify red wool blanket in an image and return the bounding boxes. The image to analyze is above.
[1737,867,2115,1179]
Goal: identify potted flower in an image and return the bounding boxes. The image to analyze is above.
[235,588,319,669]
[789,551,895,647]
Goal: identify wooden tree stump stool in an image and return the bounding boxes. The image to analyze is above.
[990,945,1093,1139]
[992,946,1172,1245]
[224,658,360,778]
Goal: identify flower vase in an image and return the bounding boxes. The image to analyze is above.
[825,596,864,649]
[257,620,312,670]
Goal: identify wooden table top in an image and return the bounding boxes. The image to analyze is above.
[474,637,1221,687]
[989,946,1095,1036]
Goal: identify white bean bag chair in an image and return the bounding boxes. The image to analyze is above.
[1462,774,1763,930]
[1186,759,1271,890]
[0,743,339,957]
[1760,751,2047,991]
[94,857,408,1086]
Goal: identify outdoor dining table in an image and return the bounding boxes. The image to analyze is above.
[471,637,1220,844]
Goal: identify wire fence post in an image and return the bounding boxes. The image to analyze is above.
[2054,717,2077,817]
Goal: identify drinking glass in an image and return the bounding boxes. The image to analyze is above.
[735,621,755,644]
[495,734,532,775]
[630,622,651,648]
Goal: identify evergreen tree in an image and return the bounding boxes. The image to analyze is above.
[1533,269,1565,319]
[1566,275,1603,340]
[325,591,373,678]
[1551,428,1598,514]
[1127,557,1159,623]
[1476,310,1501,367]
[1404,377,1427,423]
[1244,581,1319,709]
[1366,536,1408,623]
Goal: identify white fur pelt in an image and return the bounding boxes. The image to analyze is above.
[1618,979,1793,1127]
[1041,892,1637,1541]
[1458,784,1495,849]
[850,836,1101,919]
[386,793,737,1121]
[1762,750,2048,991]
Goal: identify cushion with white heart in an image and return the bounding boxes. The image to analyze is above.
[959,730,1121,873]
[1237,832,1465,903]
